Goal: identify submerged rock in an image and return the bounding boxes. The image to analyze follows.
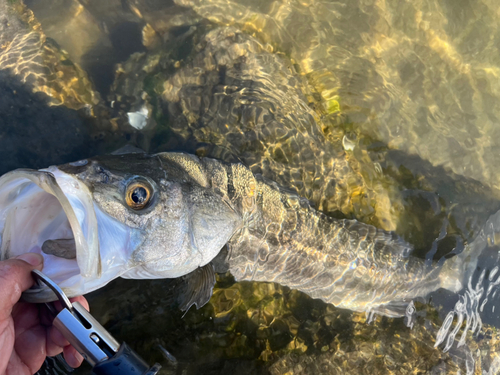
[71,273,500,375]
[0,0,99,109]
[174,0,500,196]
[109,25,406,232]
[2,1,499,374]
[0,0,130,177]
[87,16,500,374]
[0,69,93,175]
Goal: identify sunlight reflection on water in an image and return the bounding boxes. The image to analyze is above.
[2,0,500,373]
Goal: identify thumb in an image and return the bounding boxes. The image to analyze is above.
[0,253,44,320]
[14,253,44,270]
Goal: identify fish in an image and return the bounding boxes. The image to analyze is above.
[0,151,478,316]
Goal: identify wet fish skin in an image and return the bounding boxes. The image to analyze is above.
[181,157,468,316]
[222,171,462,316]
[58,152,242,280]
[56,152,466,315]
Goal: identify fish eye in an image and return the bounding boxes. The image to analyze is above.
[125,180,153,210]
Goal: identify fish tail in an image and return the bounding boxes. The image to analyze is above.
[439,210,500,292]
[439,244,477,293]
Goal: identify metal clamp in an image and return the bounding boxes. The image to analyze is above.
[32,270,120,366]
[31,270,161,374]
[32,270,72,310]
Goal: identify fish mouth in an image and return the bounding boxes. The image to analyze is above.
[0,167,141,302]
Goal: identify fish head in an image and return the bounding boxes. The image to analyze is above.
[0,152,242,302]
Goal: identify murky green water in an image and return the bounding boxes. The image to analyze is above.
[3,0,500,373]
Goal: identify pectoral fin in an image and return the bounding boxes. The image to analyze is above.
[178,263,216,313]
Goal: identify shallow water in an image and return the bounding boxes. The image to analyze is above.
[2,0,500,373]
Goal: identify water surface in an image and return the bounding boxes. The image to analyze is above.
[2,0,500,373]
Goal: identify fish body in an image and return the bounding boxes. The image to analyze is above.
[209,162,467,316]
[0,152,472,315]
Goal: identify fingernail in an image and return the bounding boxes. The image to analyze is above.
[15,253,44,267]
[74,351,84,365]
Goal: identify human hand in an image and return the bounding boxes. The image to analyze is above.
[0,253,88,375]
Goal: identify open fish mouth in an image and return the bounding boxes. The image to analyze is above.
[0,166,142,302]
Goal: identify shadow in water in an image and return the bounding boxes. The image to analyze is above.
[0,69,99,174]
[81,21,146,97]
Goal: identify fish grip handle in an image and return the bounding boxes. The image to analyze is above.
[92,343,162,375]
[30,270,161,375]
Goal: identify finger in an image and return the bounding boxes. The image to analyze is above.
[52,296,89,313]
[40,304,57,327]
[13,322,48,374]
[46,334,65,357]
[70,296,89,311]
[0,253,43,321]
[63,345,84,368]
[48,325,69,349]
[11,302,39,336]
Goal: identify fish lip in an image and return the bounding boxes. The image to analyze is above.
[43,167,101,279]
[0,167,102,302]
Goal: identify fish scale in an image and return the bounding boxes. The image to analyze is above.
[0,151,472,317]
[195,155,470,316]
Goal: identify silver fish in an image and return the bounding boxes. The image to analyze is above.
[0,152,477,316]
